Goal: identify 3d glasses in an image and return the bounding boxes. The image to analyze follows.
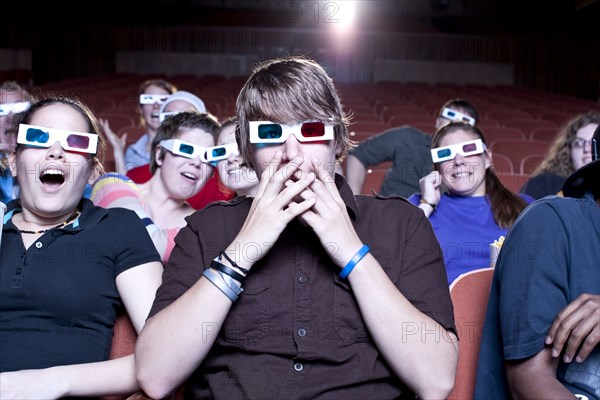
[139,94,169,105]
[0,101,30,116]
[441,108,475,126]
[159,111,179,122]
[159,139,210,162]
[17,124,99,154]
[249,121,334,144]
[431,139,486,163]
[205,143,239,163]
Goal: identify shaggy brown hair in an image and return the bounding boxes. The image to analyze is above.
[236,56,352,173]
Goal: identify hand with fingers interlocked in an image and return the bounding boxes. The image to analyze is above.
[228,151,317,270]
[296,158,364,268]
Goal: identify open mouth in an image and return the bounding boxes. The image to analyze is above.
[181,172,198,181]
[40,168,65,186]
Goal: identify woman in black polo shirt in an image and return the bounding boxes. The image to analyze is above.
[0,96,163,398]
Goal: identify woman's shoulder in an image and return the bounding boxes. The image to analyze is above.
[185,196,252,224]
[355,193,423,216]
[92,173,138,192]
[91,173,143,205]
[94,172,136,184]
[79,198,148,233]
[527,172,566,185]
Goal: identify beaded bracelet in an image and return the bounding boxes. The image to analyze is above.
[339,244,371,280]
[203,268,240,302]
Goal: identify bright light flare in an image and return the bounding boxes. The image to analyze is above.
[334,1,357,31]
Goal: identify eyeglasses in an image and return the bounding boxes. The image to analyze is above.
[159,111,179,122]
[139,94,169,105]
[440,108,476,126]
[17,124,99,154]
[249,121,334,144]
[571,137,594,149]
[431,139,486,163]
[205,143,239,163]
[159,139,212,163]
[0,101,30,117]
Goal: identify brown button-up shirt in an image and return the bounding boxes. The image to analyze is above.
[149,175,455,399]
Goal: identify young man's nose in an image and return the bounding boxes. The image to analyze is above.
[282,135,302,161]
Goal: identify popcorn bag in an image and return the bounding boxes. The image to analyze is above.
[489,236,505,268]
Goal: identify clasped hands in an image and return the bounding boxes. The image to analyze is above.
[233,150,363,271]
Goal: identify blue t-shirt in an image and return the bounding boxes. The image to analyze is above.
[408,192,534,284]
[475,194,600,399]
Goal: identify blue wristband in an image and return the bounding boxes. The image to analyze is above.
[339,244,370,280]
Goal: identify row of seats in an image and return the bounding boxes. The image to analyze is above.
[24,73,599,193]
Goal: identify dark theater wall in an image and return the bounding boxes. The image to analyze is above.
[1,0,599,100]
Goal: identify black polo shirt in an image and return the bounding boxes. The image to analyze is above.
[0,199,160,372]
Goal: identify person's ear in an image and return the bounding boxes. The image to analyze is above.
[335,141,343,159]
[87,163,101,185]
[484,149,492,169]
[155,147,164,167]
[434,117,446,131]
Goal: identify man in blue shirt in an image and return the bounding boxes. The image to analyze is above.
[475,126,600,399]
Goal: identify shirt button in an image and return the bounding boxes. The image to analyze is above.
[35,242,43,249]
[297,328,307,337]
[298,275,307,284]
[294,363,304,372]
[16,268,22,275]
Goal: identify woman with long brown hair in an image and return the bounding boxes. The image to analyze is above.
[409,122,534,284]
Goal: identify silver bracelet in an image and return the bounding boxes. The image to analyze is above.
[203,268,239,302]
[216,269,244,296]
